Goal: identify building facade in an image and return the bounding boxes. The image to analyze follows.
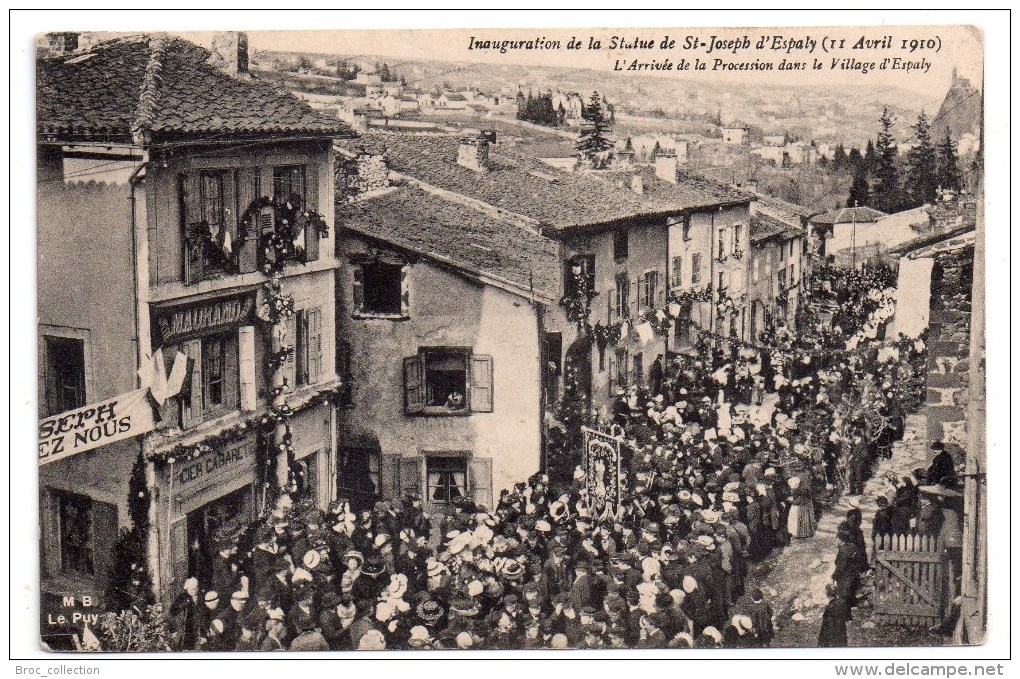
[37,33,352,611]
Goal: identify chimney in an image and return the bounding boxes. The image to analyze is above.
[457,135,491,172]
[209,31,249,77]
[480,129,497,144]
[40,32,80,57]
[655,151,679,184]
[630,174,644,195]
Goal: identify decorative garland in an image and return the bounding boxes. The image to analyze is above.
[147,384,347,466]
[257,278,296,326]
[559,265,599,326]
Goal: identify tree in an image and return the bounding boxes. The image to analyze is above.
[936,130,962,193]
[832,144,848,171]
[847,165,870,208]
[905,111,938,208]
[870,107,902,213]
[847,146,864,170]
[864,139,877,171]
[576,91,614,169]
[105,451,154,613]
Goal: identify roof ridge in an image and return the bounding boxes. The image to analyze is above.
[131,33,169,145]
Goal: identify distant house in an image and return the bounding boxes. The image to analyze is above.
[721,127,750,145]
[436,92,469,111]
[762,135,786,147]
[809,206,888,264]
[746,211,805,339]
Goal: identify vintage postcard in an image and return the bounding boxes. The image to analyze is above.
[33,21,987,656]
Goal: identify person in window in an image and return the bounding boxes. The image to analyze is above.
[444,391,465,410]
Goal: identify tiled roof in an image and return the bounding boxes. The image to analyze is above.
[750,212,801,244]
[750,191,817,218]
[340,185,561,300]
[633,166,753,211]
[37,35,352,143]
[811,205,887,225]
[342,133,682,232]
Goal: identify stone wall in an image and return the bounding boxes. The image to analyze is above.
[924,246,974,448]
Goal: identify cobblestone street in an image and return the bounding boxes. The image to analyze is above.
[754,411,948,648]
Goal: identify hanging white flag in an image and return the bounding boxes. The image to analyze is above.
[634,321,654,346]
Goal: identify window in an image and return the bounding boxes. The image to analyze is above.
[753,256,761,283]
[789,241,795,258]
[181,332,239,427]
[615,348,628,390]
[43,336,86,417]
[565,254,596,298]
[295,307,323,387]
[780,242,787,261]
[671,256,683,288]
[404,350,493,414]
[717,228,726,257]
[632,352,644,386]
[614,274,630,320]
[641,271,659,309]
[353,262,408,317]
[293,455,319,503]
[613,228,629,261]
[201,334,227,410]
[778,267,788,291]
[691,253,702,285]
[199,171,228,273]
[427,456,467,505]
[58,492,94,576]
[790,262,798,285]
[682,215,692,241]
[733,224,742,253]
[273,166,307,208]
[181,169,243,284]
[718,270,726,292]
[338,447,381,506]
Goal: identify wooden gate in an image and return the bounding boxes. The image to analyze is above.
[872,533,947,627]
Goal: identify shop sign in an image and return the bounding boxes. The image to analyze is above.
[39,388,157,466]
[168,435,257,488]
[151,290,257,347]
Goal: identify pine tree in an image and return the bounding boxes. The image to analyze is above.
[848,165,870,208]
[936,130,962,193]
[864,140,877,171]
[905,111,938,208]
[577,92,613,168]
[847,146,864,169]
[871,107,902,213]
[832,144,848,171]
[105,451,153,613]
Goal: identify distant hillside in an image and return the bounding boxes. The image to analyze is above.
[256,50,924,148]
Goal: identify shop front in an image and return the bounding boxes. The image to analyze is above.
[156,433,259,601]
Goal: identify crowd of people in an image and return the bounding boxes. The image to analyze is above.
[160,265,927,652]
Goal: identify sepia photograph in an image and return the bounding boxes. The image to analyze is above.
[13,10,1009,670]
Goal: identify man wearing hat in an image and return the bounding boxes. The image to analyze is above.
[198,590,221,645]
[748,588,774,647]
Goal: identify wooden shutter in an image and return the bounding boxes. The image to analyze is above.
[398,457,423,499]
[635,275,644,312]
[237,168,260,273]
[91,500,118,585]
[470,354,494,413]
[607,354,615,396]
[469,457,493,510]
[40,489,61,577]
[258,206,276,271]
[238,326,256,411]
[629,277,638,318]
[182,174,204,285]
[657,271,665,304]
[283,315,297,391]
[295,310,308,386]
[607,288,614,324]
[181,339,202,429]
[584,254,595,295]
[400,265,410,316]
[403,355,424,413]
[224,333,240,411]
[305,307,322,385]
[169,518,190,590]
[380,453,402,500]
[303,165,320,262]
[352,265,365,315]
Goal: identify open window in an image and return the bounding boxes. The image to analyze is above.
[564,254,595,299]
[403,349,493,415]
[180,331,239,428]
[613,228,629,261]
[42,335,86,417]
[352,261,409,318]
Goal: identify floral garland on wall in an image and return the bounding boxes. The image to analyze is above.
[146,384,346,467]
[589,285,713,349]
[559,265,599,327]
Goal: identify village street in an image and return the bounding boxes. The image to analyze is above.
[752,411,947,648]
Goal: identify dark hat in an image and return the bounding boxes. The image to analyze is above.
[294,610,316,633]
[450,597,479,617]
[361,555,386,576]
[416,598,445,624]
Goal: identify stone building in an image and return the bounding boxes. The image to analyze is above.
[37,32,352,622]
